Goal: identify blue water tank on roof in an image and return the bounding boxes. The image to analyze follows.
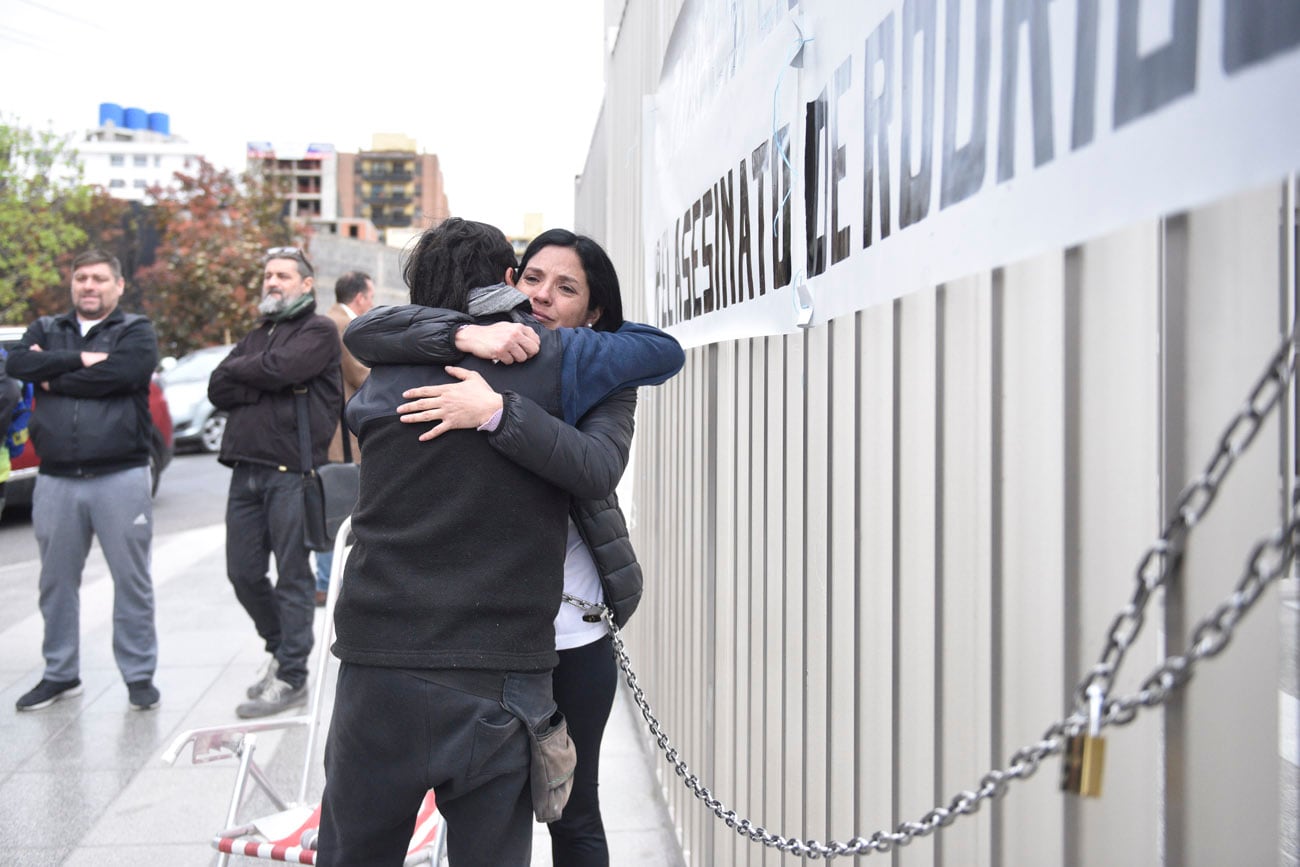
[123,107,147,129]
[147,112,170,135]
[99,102,124,127]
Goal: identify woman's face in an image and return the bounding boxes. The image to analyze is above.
[516,245,601,330]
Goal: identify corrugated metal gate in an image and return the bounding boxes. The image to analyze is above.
[581,3,1297,864]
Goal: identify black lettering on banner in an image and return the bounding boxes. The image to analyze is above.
[738,157,756,301]
[701,189,715,314]
[690,199,702,317]
[718,173,735,307]
[654,239,665,326]
[1071,0,1099,149]
[805,87,829,277]
[941,0,990,207]
[900,0,936,228]
[663,240,675,325]
[1114,0,1198,129]
[651,0,1300,329]
[831,57,853,264]
[772,124,793,291]
[670,238,680,324]
[752,140,770,295]
[864,12,894,248]
[678,210,691,322]
[998,0,1056,182]
[1224,0,1300,72]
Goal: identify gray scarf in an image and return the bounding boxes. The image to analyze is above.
[466,283,530,320]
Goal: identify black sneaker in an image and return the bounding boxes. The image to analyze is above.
[127,679,160,711]
[15,678,83,711]
[236,678,307,719]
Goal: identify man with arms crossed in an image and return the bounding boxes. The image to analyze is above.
[10,249,161,712]
[209,247,341,718]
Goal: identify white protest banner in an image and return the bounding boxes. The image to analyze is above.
[644,0,1300,349]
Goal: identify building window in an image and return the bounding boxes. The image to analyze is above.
[133,179,147,189]
[110,154,125,166]
[154,155,162,167]
[133,155,148,167]
[109,179,125,188]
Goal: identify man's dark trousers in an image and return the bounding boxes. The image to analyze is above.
[225,463,315,688]
[317,664,556,867]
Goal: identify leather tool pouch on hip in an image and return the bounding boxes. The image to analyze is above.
[529,710,577,823]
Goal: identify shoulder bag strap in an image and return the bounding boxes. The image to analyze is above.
[340,398,353,463]
[293,385,313,475]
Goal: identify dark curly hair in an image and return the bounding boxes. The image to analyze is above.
[403,218,517,311]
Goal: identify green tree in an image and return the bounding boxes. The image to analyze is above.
[19,190,141,320]
[0,119,95,323]
[136,158,296,357]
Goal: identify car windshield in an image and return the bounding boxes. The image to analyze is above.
[164,347,231,384]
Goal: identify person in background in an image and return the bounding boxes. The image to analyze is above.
[0,347,20,522]
[397,228,645,865]
[316,218,683,867]
[313,270,374,605]
[8,249,162,712]
[208,246,341,719]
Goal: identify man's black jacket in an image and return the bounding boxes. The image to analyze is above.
[6,308,158,478]
[208,300,342,470]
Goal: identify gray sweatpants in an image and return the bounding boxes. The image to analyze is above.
[32,467,157,683]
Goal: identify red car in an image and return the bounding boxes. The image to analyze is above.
[1,325,174,509]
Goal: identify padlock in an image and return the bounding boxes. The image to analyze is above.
[1060,732,1086,793]
[1076,732,1105,798]
[1061,686,1106,798]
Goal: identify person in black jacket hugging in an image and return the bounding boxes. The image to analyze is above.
[9,249,163,712]
[315,218,683,867]
[208,247,342,719]
[371,229,653,866]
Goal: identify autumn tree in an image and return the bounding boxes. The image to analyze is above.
[135,158,296,357]
[12,191,153,320]
[72,194,156,308]
[0,119,95,323]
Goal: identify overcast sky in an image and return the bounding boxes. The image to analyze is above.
[0,0,606,236]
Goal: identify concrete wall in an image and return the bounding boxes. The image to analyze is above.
[306,233,409,308]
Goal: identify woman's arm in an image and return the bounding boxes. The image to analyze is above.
[343,305,539,366]
[557,321,684,425]
[392,369,636,500]
[489,388,636,500]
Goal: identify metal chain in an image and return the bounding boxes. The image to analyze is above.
[1075,325,1297,710]
[589,324,1299,859]
[602,508,1299,858]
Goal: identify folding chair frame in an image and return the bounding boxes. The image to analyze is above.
[162,517,446,866]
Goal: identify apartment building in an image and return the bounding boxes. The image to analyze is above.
[79,103,203,200]
[337,133,450,236]
[246,141,339,223]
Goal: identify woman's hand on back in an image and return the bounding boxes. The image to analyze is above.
[454,322,540,365]
[398,366,505,441]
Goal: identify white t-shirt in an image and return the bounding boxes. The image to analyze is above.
[554,517,607,651]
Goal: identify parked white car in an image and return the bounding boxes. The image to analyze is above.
[160,344,234,453]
